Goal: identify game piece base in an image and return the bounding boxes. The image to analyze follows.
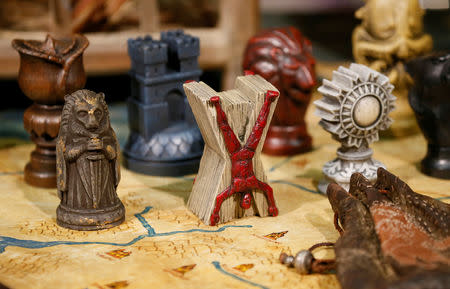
[421,145,450,179]
[56,202,125,231]
[24,161,56,188]
[318,179,332,195]
[123,154,200,177]
[263,125,312,156]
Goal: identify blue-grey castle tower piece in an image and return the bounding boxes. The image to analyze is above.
[123,30,203,176]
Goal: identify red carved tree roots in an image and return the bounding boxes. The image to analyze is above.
[209,90,279,225]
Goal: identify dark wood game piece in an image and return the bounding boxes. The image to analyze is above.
[406,52,450,179]
[56,89,125,231]
[243,27,316,155]
[12,34,89,188]
[123,30,203,176]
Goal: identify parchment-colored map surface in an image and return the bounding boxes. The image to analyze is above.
[1,97,449,289]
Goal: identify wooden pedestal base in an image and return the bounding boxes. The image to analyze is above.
[24,138,57,188]
[23,104,62,188]
[263,125,312,156]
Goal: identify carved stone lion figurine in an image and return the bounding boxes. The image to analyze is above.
[56,89,125,230]
[243,27,316,155]
[352,0,432,90]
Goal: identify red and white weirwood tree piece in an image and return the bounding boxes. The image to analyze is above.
[184,75,279,225]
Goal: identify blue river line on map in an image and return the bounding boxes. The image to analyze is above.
[0,206,251,253]
[212,261,270,289]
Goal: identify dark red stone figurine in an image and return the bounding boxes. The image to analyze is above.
[209,91,279,226]
[12,34,89,188]
[243,27,316,155]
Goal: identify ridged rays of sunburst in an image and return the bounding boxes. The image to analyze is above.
[315,63,396,148]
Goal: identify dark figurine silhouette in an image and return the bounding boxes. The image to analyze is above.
[406,52,450,179]
[56,89,125,230]
[243,27,316,155]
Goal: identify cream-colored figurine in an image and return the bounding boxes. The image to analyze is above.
[353,0,432,89]
[352,0,432,134]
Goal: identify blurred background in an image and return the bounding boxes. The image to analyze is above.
[0,0,448,144]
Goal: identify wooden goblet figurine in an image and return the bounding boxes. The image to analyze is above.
[56,90,125,230]
[243,27,316,155]
[12,34,89,188]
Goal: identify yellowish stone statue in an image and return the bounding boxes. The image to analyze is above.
[352,0,433,135]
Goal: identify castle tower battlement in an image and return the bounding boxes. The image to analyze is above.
[128,31,200,79]
[124,30,203,176]
[128,36,168,77]
[161,30,200,72]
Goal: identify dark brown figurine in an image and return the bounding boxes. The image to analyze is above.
[406,52,450,179]
[12,34,89,188]
[243,27,316,155]
[56,90,125,231]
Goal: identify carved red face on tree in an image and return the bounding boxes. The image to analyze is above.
[243,27,316,104]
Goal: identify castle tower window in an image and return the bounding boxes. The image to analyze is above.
[167,90,185,123]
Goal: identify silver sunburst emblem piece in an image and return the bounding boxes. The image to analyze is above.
[315,63,396,194]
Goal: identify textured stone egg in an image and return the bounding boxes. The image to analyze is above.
[353,96,381,127]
